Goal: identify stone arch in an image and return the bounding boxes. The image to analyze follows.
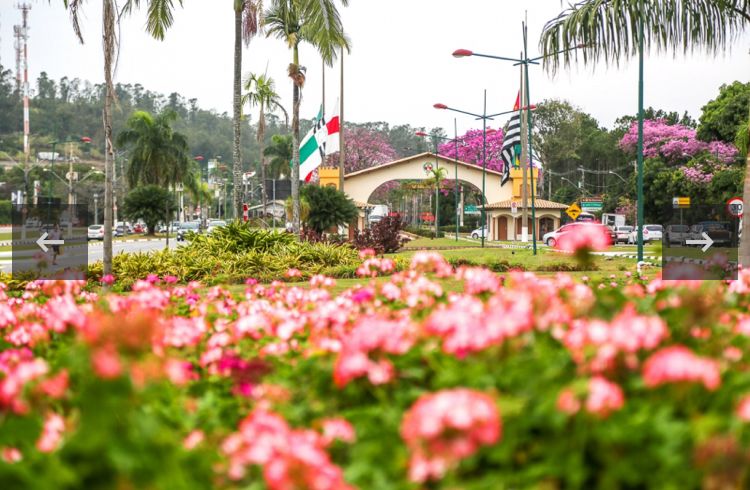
[344,152,511,207]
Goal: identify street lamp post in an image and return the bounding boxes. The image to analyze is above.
[453,32,585,255]
[434,97,524,248]
[93,193,99,225]
[416,124,462,241]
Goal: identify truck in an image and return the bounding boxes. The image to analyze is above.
[368,204,390,225]
[601,213,626,229]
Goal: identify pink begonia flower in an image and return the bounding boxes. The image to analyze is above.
[163,275,179,284]
[320,418,356,446]
[556,389,581,415]
[358,248,376,259]
[183,430,205,450]
[585,376,625,417]
[146,274,160,284]
[1,447,22,463]
[38,370,69,399]
[101,274,115,286]
[36,412,65,453]
[401,388,500,483]
[164,359,198,386]
[221,409,352,489]
[737,395,750,422]
[642,346,721,390]
[91,347,122,379]
[284,268,302,279]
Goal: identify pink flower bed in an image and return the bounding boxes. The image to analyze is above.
[1,257,750,487]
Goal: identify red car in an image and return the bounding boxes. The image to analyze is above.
[543,222,615,247]
[133,223,145,234]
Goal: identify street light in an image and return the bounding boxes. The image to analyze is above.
[608,170,628,184]
[453,29,586,256]
[434,94,521,248]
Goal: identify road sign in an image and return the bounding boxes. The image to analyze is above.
[727,197,743,217]
[672,196,690,209]
[511,201,518,215]
[464,205,479,215]
[580,197,603,212]
[566,203,582,221]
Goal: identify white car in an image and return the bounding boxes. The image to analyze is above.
[207,220,227,234]
[470,226,488,239]
[628,225,663,243]
[87,224,104,241]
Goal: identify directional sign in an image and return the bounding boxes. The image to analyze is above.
[673,196,691,209]
[464,205,479,215]
[566,203,582,221]
[36,232,64,253]
[727,197,744,217]
[686,232,714,253]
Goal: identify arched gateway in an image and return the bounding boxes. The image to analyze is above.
[342,152,509,205]
[319,152,568,241]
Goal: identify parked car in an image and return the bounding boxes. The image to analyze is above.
[544,222,614,248]
[133,223,145,234]
[470,226,488,239]
[689,222,732,247]
[614,225,634,244]
[207,220,227,234]
[176,221,201,242]
[114,225,127,237]
[628,224,663,244]
[87,224,104,241]
[25,217,41,228]
[665,224,691,246]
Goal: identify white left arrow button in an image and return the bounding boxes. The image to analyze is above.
[36,232,64,253]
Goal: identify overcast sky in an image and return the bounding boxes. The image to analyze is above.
[1,0,748,137]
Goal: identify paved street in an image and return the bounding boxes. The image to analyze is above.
[0,239,183,274]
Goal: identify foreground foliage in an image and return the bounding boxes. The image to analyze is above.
[3,254,750,488]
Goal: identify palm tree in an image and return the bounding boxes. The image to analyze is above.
[116,110,194,189]
[116,109,194,238]
[60,0,183,275]
[427,167,448,236]
[232,1,264,221]
[264,0,351,234]
[539,0,750,264]
[242,72,288,215]
[264,134,293,180]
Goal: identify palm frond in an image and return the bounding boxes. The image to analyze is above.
[61,0,86,43]
[540,0,748,74]
[120,0,183,40]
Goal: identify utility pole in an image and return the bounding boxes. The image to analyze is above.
[519,54,529,242]
[17,3,31,203]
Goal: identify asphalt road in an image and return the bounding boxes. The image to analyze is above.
[0,238,184,274]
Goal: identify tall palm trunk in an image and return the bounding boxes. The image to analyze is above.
[259,101,267,217]
[232,7,243,221]
[102,0,115,276]
[291,45,301,234]
[741,147,750,268]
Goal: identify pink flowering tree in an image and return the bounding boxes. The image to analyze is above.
[326,126,398,174]
[437,128,506,173]
[620,119,738,165]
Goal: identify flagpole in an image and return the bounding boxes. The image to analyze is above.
[524,19,538,255]
[322,58,326,120]
[520,52,528,243]
[339,47,345,192]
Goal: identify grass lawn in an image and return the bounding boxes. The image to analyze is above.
[403,237,480,248]
[0,232,12,242]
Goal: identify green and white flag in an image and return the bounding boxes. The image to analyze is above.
[297,101,341,182]
[299,106,327,182]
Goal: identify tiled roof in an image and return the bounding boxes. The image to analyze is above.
[483,199,569,210]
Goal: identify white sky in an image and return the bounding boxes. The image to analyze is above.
[1,0,748,136]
